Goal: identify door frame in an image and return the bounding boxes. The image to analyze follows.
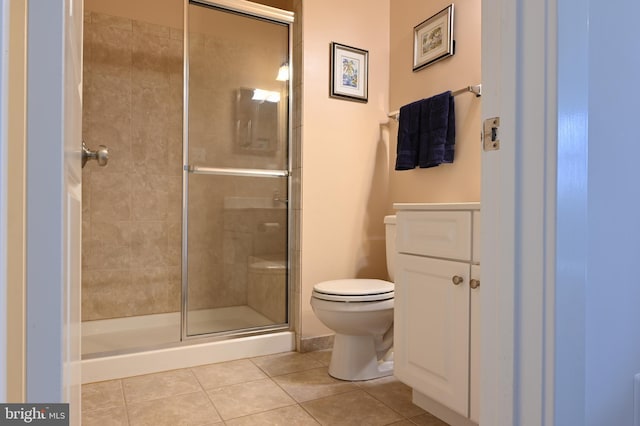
[24,1,83,422]
[481,0,555,424]
[481,0,589,424]
[25,0,67,402]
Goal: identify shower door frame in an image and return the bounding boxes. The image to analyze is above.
[181,0,295,341]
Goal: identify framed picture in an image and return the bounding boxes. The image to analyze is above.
[330,42,368,103]
[413,4,455,71]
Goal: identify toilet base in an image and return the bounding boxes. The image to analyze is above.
[328,333,394,381]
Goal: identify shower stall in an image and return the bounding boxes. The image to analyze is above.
[81,0,296,378]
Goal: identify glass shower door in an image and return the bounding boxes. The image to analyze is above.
[183,1,291,337]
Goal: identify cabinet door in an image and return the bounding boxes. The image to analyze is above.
[394,254,470,417]
[470,265,481,423]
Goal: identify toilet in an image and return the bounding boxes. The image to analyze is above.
[310,215,396,381]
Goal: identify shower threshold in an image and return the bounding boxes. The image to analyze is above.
[81,305,275,356]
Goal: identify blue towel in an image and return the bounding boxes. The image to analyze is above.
[444,94,456,163]
[394,91,456,170]
[394,100,422,170]
[419,91,455,168]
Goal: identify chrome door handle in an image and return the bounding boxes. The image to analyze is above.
[82,141,109,168]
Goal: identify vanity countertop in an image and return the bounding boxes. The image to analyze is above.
[393,202,480,211]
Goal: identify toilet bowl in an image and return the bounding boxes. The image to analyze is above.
[310,215,396,381]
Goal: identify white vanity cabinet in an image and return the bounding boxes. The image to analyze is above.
[393,203,480,426]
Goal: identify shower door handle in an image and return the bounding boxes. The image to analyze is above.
[186,165,289,178]
[82,141,109,168]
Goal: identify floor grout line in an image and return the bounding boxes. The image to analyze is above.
[118,379,132,426]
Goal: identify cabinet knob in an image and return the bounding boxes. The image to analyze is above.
[470,279,480,289]
[452,275,464,285]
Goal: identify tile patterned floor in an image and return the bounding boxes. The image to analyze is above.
[81,350,450,426]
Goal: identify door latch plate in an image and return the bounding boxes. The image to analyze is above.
[483,117,500,151]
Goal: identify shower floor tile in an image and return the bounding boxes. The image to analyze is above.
[81,350,448,426]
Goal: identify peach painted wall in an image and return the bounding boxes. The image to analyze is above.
[300,0,391,338]
[388,0,481,204]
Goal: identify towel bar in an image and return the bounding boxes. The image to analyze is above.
[388,84,481,120]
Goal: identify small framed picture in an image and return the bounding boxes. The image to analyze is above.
[329,42,368,103]
[413,4,455,71]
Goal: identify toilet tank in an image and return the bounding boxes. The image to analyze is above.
[384,215,397,281]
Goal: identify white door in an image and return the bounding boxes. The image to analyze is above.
[481,0,558,424]
[25,0,82,422]
[480,0,515,423]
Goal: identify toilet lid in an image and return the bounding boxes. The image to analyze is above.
[312,279,394,302]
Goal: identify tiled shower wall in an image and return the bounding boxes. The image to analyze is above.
[186,4,290,314]
[291,0,303,350]
[82,8,296,323]
[82,12,183,321]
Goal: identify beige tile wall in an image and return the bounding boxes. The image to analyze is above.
[185,3,290,315]
[291,0,303,350]
[82,8,296,324]
[82,11,183,321]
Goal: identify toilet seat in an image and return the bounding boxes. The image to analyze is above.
[312,279,394,302]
